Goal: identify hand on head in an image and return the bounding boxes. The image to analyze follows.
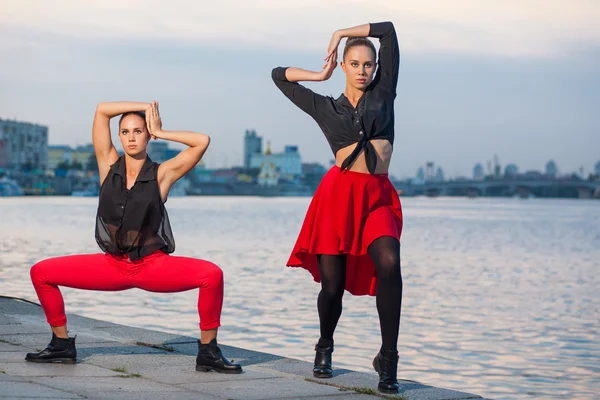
[146,100,162,139]
[319,51,338,81]
[318,31,342,82]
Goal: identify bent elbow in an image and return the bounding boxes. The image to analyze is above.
[199,134,211,149]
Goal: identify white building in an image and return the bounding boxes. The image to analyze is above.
[0,118,48,170]
[250,143,302,179]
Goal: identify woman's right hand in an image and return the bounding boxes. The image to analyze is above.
[317,51,338,81]
[146,100,163,139]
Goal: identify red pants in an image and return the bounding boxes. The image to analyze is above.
[30,251,224,330]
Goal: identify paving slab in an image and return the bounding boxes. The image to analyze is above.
[28,376,187,395]
[2,362,127,378]
[0,381,83,398]
[180,376,350,399]
[81,391,222,400]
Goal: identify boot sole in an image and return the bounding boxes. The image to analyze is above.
[25,357,76,364]
[196,365,243,374]
[313,371,333,378]
[378,386,400,394]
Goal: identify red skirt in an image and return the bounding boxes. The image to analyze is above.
[287,166,403,296]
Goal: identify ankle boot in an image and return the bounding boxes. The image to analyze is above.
[372,347,399,394]
[25,333,77,364]
[196,339,242,374]
[313,338,333,378]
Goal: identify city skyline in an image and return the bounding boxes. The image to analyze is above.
[37,129,600,180]
[1,1,598,179]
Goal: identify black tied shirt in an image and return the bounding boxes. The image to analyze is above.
[272,21,399,174]
[95,156,175,260]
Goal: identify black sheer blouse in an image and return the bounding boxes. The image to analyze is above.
[95,156,175,260]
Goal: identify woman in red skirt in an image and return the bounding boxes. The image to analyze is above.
[25,101,241,374]
[272,22,402,394]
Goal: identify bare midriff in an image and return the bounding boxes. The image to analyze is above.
[335,139,393,174]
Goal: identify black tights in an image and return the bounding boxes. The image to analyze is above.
[317,236,403,351]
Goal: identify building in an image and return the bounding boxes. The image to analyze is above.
[416,167,425,181]
[504,163,519,177]
[147,142,181,163]
[473,163,484,180]
[47,145,73,170]
[244,129,263,168]
[249,142,302,180]
[435,167,445,182]
[0,140,8,169]
[72,145,95,168]
[147,142,169,163]
[302,162,327,191]
[545,160,558,177]
[0,118,48,171]
[595,161,600,176]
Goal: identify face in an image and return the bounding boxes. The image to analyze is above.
[341,46,376,91]
[119,114,150,156]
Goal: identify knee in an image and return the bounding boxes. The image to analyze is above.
[206,263,223,287]
[30,260,50,283]
[376,252,402,283]
[320,281,345,301]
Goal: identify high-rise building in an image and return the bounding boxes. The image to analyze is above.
[595,161,600,176]
[545,160,558,177]
[0,118,48,171]
[244,129,263,168]
[0,140,8,169]
[416,167,425,181]
[473,163,484,180]
[435,167,445,182]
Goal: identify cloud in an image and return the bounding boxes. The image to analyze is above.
[1,0,599,57]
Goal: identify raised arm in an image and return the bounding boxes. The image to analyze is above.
[369,22,399,93]
[271,55,337,118]
[93,101,150,184]
[327,22,399,94]
[146,102,210,201]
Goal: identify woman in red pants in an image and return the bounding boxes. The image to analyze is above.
[26,101,241,374]
[272,22,402,393]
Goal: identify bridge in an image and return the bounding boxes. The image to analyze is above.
[393,178,600,199]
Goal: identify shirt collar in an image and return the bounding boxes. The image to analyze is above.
[110,155,156,182]
[335,93,367,111]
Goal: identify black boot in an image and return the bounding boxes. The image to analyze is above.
[313,338,333,378]
[25,333,77,364]
[372,347,399,394]
[196,339,242,374]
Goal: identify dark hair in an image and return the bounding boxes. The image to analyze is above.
[118,111,146,129]
[343,37,377,61]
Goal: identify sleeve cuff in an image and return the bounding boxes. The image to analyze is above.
[271,67,289,82]
[369,21,394,38]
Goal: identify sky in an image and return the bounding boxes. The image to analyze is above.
[0,0,598,179]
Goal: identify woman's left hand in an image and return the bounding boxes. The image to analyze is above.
[325,30,342,61]
[146,100,163,139]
